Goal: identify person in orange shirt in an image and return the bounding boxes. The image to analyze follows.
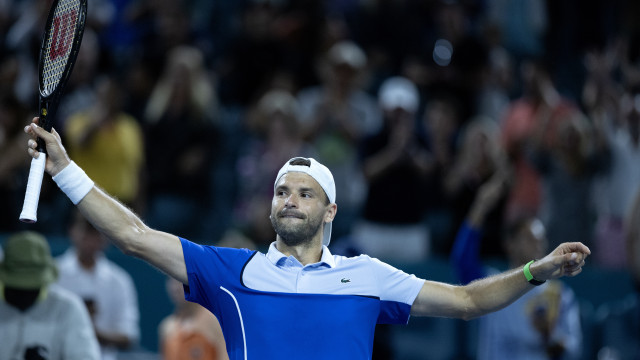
[500,58,579,221]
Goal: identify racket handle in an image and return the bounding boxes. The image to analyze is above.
[19,154,47,223]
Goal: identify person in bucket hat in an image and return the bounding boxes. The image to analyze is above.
[0,231,58,290]
[0,231,99,360]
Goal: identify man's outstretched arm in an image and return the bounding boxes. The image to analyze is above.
[25,118,188,284]
[411,242,590,320]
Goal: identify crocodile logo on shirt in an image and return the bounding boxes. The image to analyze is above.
[341,278,351,283]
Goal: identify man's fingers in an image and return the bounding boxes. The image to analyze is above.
[52,128,61,142]
[563,252,586,266]
[556,242,591,257]
[564,259,585,271]
[561,253,586,277]
[565,267,583,277]
[30,123,51,138]
[27,147,40,159]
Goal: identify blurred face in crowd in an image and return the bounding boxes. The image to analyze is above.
[520,60,549,101]
[70,216,107,267]
[270,173,330,247]
[506,218,548,266]
[423,98,458,140]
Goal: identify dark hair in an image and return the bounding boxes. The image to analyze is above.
[289,157,311,167]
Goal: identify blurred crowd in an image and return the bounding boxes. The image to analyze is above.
[2,0,640,358]
[2,0,639,263]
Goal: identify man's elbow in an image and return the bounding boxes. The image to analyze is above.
[115,225,149,258]
[457,285,489,321]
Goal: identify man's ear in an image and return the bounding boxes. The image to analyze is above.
[325,203,337,223]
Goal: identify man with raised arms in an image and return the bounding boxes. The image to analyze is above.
[24,118,590,360]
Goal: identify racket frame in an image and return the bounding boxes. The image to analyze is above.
[20,0,87,223]
[36,0,87,153]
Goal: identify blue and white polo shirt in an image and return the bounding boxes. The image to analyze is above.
[181,239,425,360]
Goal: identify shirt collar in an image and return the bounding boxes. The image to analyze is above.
[266,242,336,269]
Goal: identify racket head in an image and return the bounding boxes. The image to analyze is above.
[37,0,87,129]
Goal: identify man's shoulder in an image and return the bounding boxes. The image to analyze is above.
[181,239,258,270]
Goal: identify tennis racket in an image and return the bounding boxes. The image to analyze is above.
[19,0,87,223]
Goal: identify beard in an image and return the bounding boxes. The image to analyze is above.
[270,209,325,247]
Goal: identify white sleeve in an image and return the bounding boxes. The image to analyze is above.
[369,256,425,306]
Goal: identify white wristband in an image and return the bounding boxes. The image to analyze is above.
[52,161,95,205]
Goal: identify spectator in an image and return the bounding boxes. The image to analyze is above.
[2,0,49,105]
[234,89,315,247]
[351,76,431,262]
[56,29,101,133]
[298,40,382,142]
[297,40,382,237]
[0,231,100,360]
[593,185,640,359]
[216,1,288,107]
[475,41,515,123]
[528,111,604,251]
[143,45,220,241]
[444,115,510,257]
[500,57,579,222]
[56,212,140,360]
[64,73,145,209]
[591,86,640,269]
[420,92,463,254]
[451,180,583,360]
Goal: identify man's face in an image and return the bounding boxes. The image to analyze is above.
[270,172,330,247]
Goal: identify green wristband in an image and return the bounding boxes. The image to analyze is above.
[523,260,546,286]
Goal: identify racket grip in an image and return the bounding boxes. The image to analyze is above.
[19,154,47,223]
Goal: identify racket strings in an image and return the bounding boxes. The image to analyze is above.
[41,0,81,96]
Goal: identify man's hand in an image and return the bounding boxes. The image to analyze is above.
[531,242,591,281]
[24,117,71,176]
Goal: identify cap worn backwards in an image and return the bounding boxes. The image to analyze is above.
[274,157,336,246]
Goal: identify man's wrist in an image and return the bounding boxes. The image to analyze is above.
[50,159,71,177]
[523,260,546,286]
[52,161,94,205]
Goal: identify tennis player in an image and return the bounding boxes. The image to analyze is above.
[24,118,590,360]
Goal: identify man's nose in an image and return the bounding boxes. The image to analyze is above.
[284,194,298,207]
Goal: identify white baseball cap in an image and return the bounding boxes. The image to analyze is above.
[378,76,420,113]
[274,157,336,246]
